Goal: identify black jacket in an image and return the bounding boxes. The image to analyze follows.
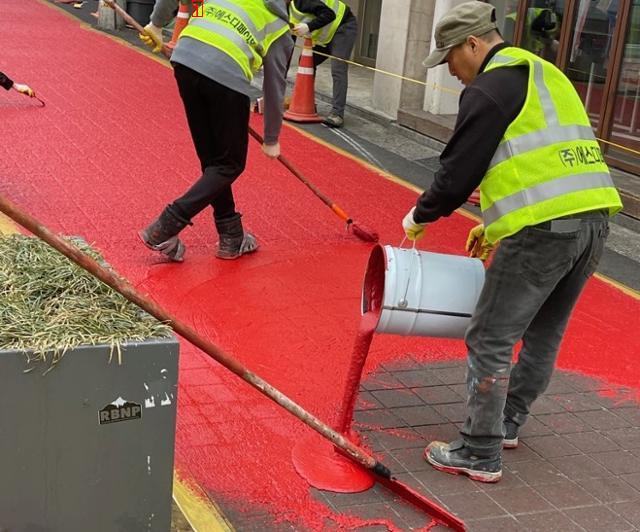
[292,0,353,32]
[414,43,529,224]
[0,71,14,91]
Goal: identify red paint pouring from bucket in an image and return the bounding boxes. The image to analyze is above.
[293,246,386,493]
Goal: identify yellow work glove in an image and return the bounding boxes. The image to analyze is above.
[402,207,427,241]
[262,142,280,159]
[12,83,35,97]
[139,23,164,53]
[465,224,496,261]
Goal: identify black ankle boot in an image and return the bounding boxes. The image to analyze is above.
[139,206,190,262]
[214,213,258,260]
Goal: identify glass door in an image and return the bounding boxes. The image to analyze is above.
[355,0,382,67]
[605,0,640,168]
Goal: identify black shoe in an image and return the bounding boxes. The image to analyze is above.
[503,418,519,449]
[138,205,189,262]
[214,213,259,260]
[425,439,502,483]
[323,113,344,128]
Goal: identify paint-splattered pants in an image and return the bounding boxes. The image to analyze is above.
[461,210,610,456]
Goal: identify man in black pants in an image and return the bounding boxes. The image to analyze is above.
[139,0,292,261]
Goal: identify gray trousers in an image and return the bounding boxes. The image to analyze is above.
[461,211,610,456]
[313,16,358,117]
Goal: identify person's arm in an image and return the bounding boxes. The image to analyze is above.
[293,0,336,32]
[261,33,295,155]
[413,69,527,224]
[150,0,180,28]
[0,71,14,91]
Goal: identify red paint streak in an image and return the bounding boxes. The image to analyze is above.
[5,4,640,529]
[336,311,379,434]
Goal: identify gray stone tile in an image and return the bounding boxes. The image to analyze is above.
[389,447,430,472]
[591,449,640,475]
[315,487,381,508]
[544,376,581,395]
[466,516,521,531]
[341,501,408,529]
[361,372,405,391]
[435,491,507,520]
[533,479,600,508]
[430,366,467,385]
[514,511,585,532]
[432,402,466,423]
[412,466,483,496]
[413,385,464,405]
[576,476,640,503]
[501,442,543,463]
[524,434,581,458]
[354,408,406,429]
[379,356,420,372]
[529,395,568,415]
[575,409,631,430]
[506,460,566,485]
[371,427,424,450]
[478,468,526,491]
[548,392,604,412]
[371,388,424,408]
[611,500,640,528]
[563,431,621,453]
[606,426,640,449]
[562,373,611,392]
[484,485,554,514]
[391,369,443,388]
[548,454,611,479]
[535,412,591,434]
[621,472,640,491]
[613,406,640,425]
[519,416,554,437]
[392,405,446,426]
[564,505,636,531]
[413,423,461,444]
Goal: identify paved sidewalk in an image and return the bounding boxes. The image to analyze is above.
[220,359,640,531]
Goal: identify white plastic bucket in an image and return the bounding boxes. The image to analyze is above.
[362,244,485,339]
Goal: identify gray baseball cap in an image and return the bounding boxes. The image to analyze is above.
[423,1,498,68]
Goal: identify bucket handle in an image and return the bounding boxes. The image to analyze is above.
[397,238,420,309]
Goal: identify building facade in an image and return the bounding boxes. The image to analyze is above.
[351,0,640,176]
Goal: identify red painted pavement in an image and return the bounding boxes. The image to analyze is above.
[2,1,639,528]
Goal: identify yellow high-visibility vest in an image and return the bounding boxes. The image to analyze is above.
[289,0,346,46]
[180,0,290,80]
[480,47,622,243]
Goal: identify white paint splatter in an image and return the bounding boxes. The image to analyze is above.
[143,382,149,392]
[145,396,156,408]
[160,392,172,406]
[111,397,127,407]
[147,455,151,475]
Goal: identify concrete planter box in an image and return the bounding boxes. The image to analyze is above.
[0,338,179,532]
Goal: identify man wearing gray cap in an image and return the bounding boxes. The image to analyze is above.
[402,1,621,482]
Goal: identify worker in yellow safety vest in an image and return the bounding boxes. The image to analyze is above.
[288,0,357,128]
[402,1,622,483]
[138,0,293,261]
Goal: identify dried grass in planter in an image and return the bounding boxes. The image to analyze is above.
[0,234,171,372]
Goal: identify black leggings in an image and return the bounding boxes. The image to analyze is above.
[170,63,250,222]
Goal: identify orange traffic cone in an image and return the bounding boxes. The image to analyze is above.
[166,1,191,51]
[284,38,322,123]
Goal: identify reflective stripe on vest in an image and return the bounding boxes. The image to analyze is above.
[289,0,346,46]
[479,47,622,243]
[180,0,289,80]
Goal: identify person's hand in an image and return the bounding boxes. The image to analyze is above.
[292,23,310,37]
[262,142,280,159]
[465,224,495,260]
[402,207,427,241]
[139,23,164,53]
[12,83,35,97]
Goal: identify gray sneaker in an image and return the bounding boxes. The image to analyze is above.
[425,439,502,483]
[323,113,344,128]
[503,418,519,449]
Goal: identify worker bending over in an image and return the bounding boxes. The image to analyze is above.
[402,1,621,483]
